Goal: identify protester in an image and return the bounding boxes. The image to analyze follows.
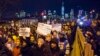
[13,39,21,56]
[95,30,100,56]
[34,37,46,56]
[50,39,60,56]
[44,34,52,56]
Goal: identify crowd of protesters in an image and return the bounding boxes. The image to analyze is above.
[0,19,100,56]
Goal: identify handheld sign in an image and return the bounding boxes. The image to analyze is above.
[37,23,52,36]
[19,27,30,37]
[52,24,62,32]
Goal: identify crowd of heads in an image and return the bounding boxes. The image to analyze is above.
[0,19,100,56]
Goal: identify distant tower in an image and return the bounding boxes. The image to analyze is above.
[90,11,93,19]
[53,10,57,18]
[27,13,31,17]
[65,13,69,19]
[61,1,65,20]
[19,10,26,18]
[85,11,88,19]
[85,11,87,16]
[78,10,83,19]
[53,10,57,15]
[15,12,20,18]
[48,10,52,19]
[48,10,52,16]
[95,13,99,19]
[44,10,47,15]
[70,9,74,19]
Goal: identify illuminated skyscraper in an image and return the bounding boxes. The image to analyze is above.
[95,13,99,19]
[48,10,52,16]
[48,10,52,19]
[78,10,83,19]
[15,12,20,18]
[19,10,26,18]
[61,1,65,20]
[53,10,57,15]
[65,13,69,19]
[85,11,88,19]
[70,9,74,19]
[27,13,31,17]
[53,10,57,18]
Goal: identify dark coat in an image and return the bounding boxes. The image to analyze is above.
[0,45,13,56]
[95,35,100,56]
[33,45,46,56]
[50,40,61,56]
[20,37,37,56]
[21,45,34,56]
[43,42,52,56]
[0,37,12,56]
[50,47,60,56]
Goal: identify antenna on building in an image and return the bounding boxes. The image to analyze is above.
[61,1,65,20]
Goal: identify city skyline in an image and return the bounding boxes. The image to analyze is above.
[0,0,100,12]
[0,0,100,18]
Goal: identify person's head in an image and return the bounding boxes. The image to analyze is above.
[0,26,2,28]
[66,22,70,26]
[51,42,57,49]
[14,39,20,47]
[64,25,69,30]
[67,29,72,36]
[0,34,2,38]
[7,37,13,42]
[85,31,93,38]
[22,41,27,47]
[45,34,52,42]
[30,36,35,42]
[71,21,75,27]
[91,21,97,28]
[3,34,6,38]
[52,31,58,37]
[50,40,58,49]
[59,42,65,50]
[96,31,100,36]
[58,33,64,38]
[37,37,44,48]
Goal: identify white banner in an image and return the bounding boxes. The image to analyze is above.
[37,23,52,36]
[52,24,62,32]
[19,27,30,37]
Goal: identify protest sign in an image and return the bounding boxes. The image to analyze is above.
[37,23,52,36]
[52,24,62,32]
[19,27,30,37]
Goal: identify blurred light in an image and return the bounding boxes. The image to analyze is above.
[90,10,95,14]
[92,10,95,12]
[83,19,87,21]
[81,16,85,19]
[43,15,47,19]
[77,19,80,22]
[79,21,83,25]
[41,12,44,16]
[90,11,92,14]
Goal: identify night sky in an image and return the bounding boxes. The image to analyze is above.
[19,0,99,12]
[0,0,100,16]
